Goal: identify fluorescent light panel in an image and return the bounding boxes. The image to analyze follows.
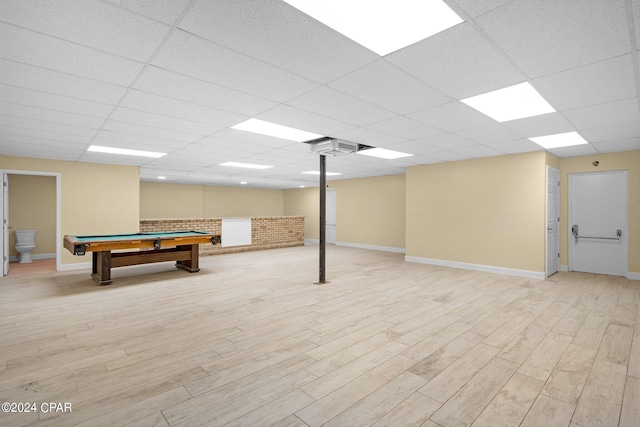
[529,131,589,149]
[357,147,413,159]
[231,118,323,142]
[220,161,273,169]
[87,145,166,158]
[283,0,463,56]
[460,82,555,122]
[302,171,342,176]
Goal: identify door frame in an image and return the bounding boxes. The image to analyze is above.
[326,189,336,244]
[546,166,560,278]
[0,169,62,275]
[568,169,628,276]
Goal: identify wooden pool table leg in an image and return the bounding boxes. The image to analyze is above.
[92,251,113,285]
[176,244,200,273]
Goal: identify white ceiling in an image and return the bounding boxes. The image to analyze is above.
[1,0,639,189]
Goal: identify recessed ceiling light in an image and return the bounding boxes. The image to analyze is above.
[529,131,589,149]
[220,161,273,169]
[231,118,323,142]
[87,145,166,158]
[283,0,463,56]
[357,147,414,159]
[460,82,555,122]
[299,185,306,188]
[157,176,166,180]
[302,171,342,176]
[240,181,247,185]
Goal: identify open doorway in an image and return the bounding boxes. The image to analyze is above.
[1,170,61,277]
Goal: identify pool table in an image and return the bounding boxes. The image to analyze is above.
[63,231,221,285]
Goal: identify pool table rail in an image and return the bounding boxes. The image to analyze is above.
[63,231,221,285]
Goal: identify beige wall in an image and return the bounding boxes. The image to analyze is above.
[283,187,319,239]
[283,174,406,250]
[558,150,640,273]
[8,174,56,257]
[202,185,283,217]
[140,182,284,218]
[329,174,406,249]
[406,151,546,273]
[0,155,140,266]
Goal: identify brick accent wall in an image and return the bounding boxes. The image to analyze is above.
[140,216,304,256]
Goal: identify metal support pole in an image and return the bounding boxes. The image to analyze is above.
[319,154,326,283]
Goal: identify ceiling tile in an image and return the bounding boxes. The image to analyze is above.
[0,140,84,160]
[0,23,143,86]
[0,115,97,137]
[288,86,396,127]
[0,101,104,129]
[408,101,495,132]
[256,105,353,137]
[120,90,245,127]
[152,30,318,102]
[386,23,525,98]
[593,138,640,153]
[0,0,170,61]
[134,66,277,116]
[475,0,630,77]
[179,0,377,83]
[453,0,513,18]
[564,98,640,130]
[95,129,191,148]
[105,0,191,25]
[101,119,202,143]
[0,125,92,144]
[454,144,505,158]
[580,121,640,142]
[425,150,473,162]
[546,143,599,157]
[211,129,297,149]
[455,123,522,144]
[414,133,478,150]
[79,152,154,166]
[91,137,187,152]
[1,1,639,189]
[0,59,126,104]
[330,126,406,148]
[0,132,89,149]
[487,139,545,154]
[109,107,222,135]
[327,60,451,114]
[534,55,636,111]
[365,116,443,140]
[0,84,113,118]
[383,141,442,156]
[503,113,575,138]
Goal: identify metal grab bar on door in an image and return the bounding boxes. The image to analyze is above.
[571,225,622,244]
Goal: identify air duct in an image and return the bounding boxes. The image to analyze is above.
[310,138,358,156]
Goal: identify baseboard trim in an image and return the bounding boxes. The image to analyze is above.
[627,272,640,280]
[9,252,56,263]
[336,241,406,254]
[404,256,546,280]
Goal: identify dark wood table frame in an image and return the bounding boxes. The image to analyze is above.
[64,232,221,285]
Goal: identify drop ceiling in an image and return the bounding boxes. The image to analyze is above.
[0,0,639,189]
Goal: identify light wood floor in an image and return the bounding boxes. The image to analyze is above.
[1,245,638,427]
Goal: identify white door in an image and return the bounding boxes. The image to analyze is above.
[326,189,336,244]
[546,166,560,277]
[569,170,627,276]
[2,173,8,275]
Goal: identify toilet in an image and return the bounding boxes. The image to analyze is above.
[14,229,37,264]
